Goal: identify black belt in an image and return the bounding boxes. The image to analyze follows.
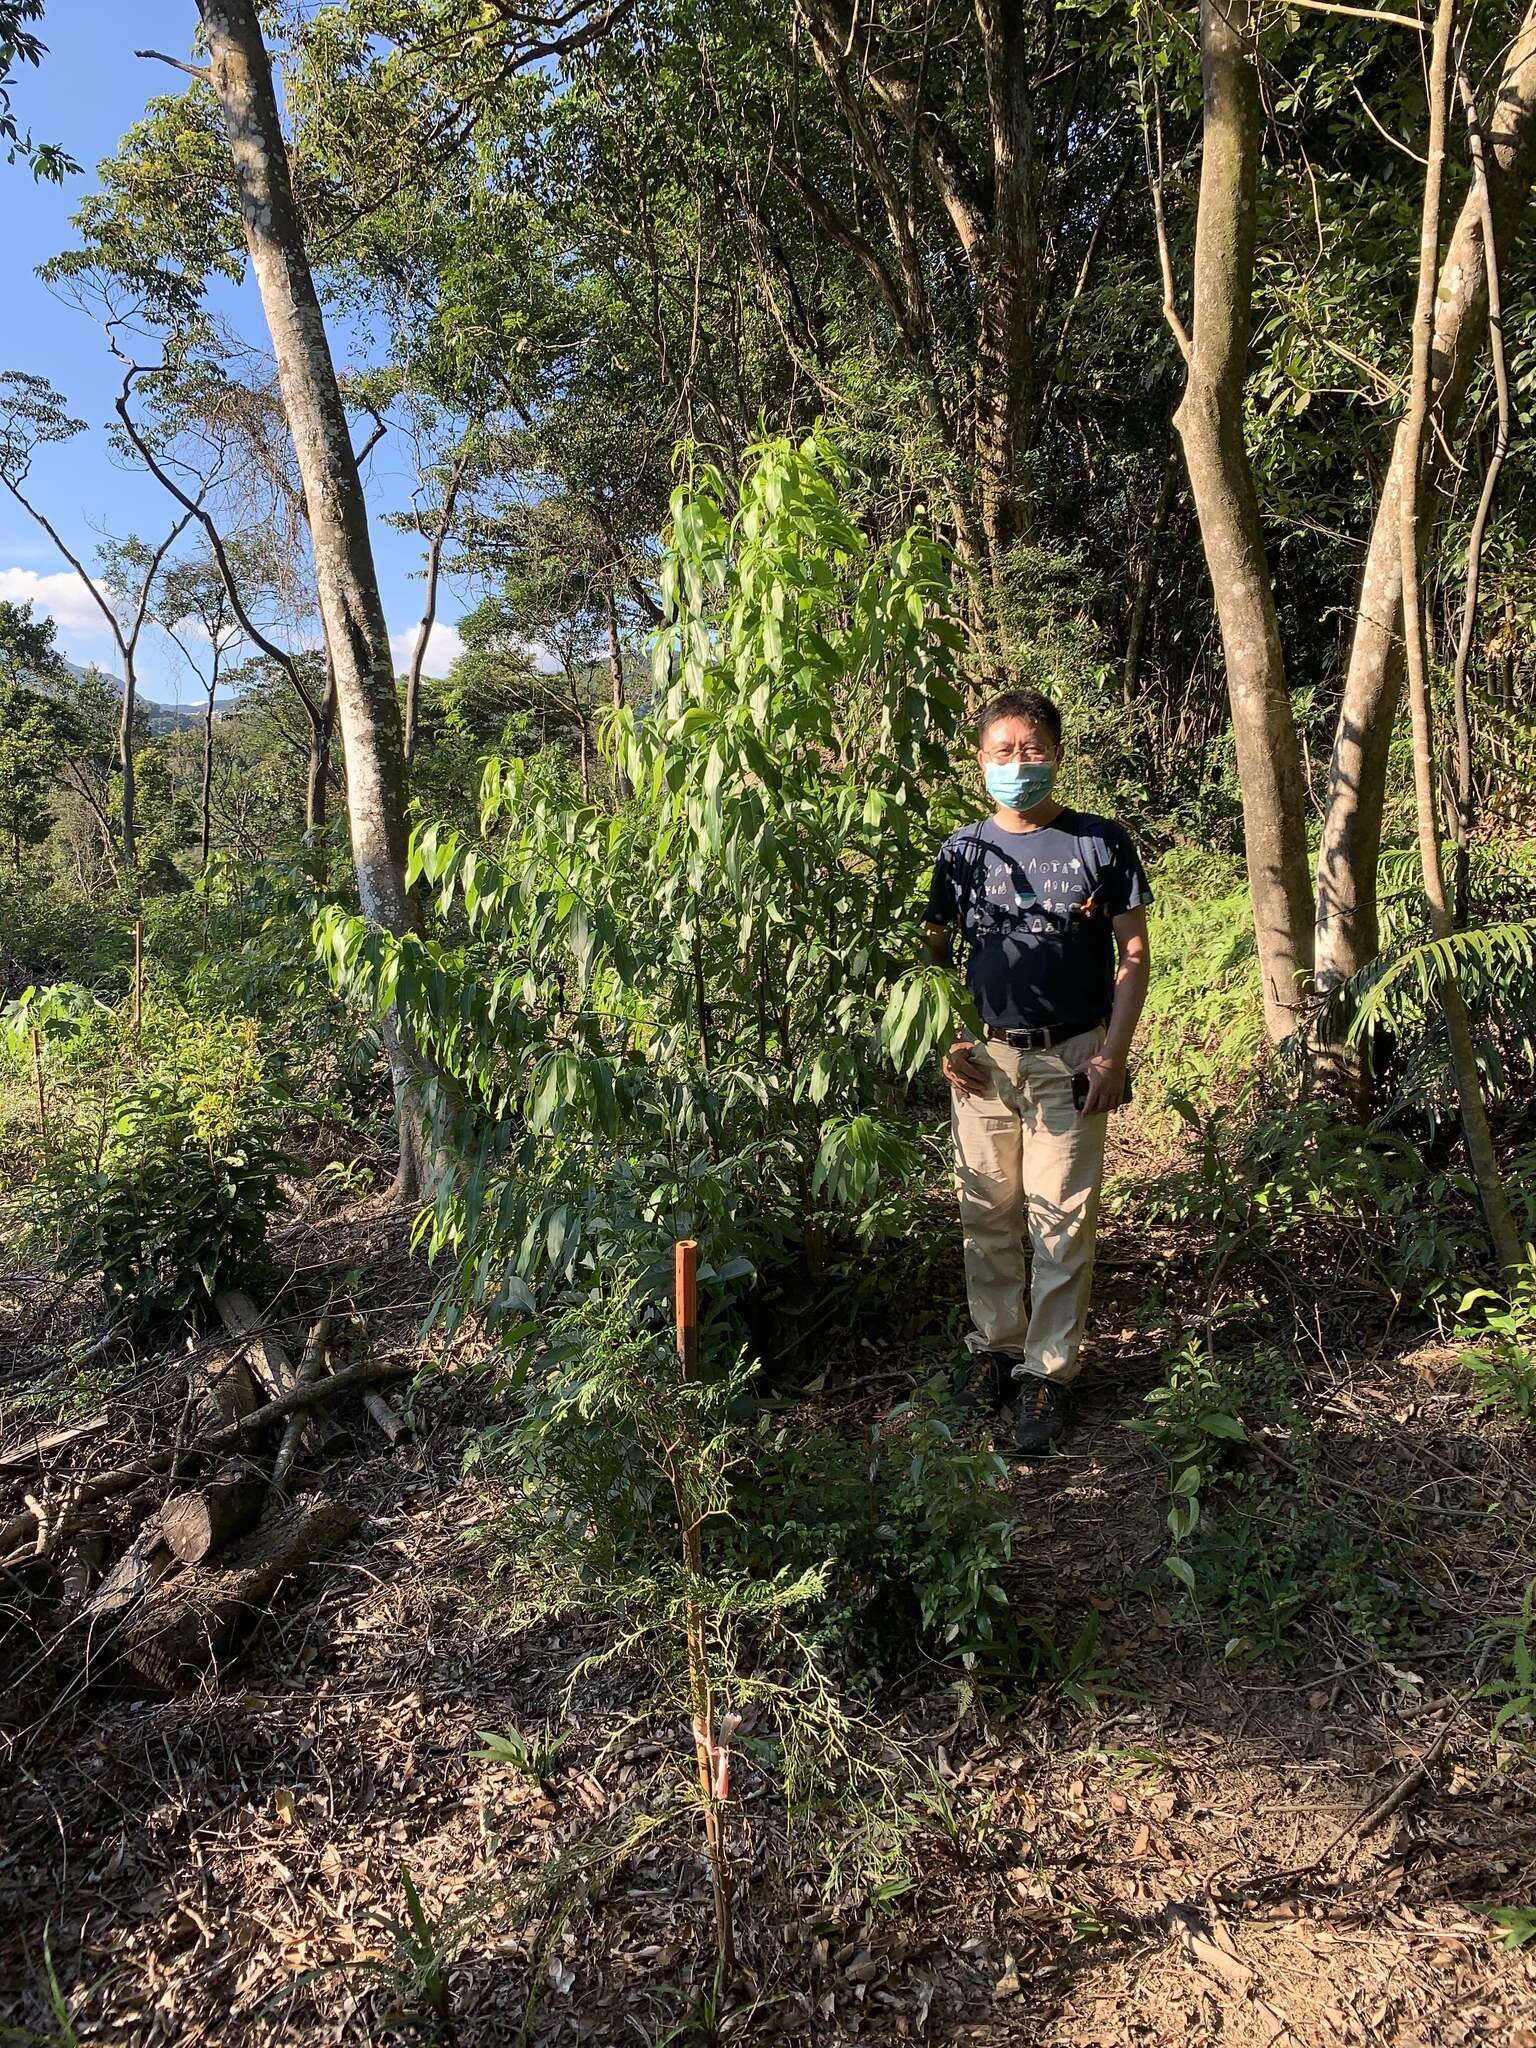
[982,1018,1106,1051]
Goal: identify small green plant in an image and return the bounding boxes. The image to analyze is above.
[1127,1335,1250,1598]
[1469,1904,1536,1950]
[473,1723,569,1783]
[1457,1272,1536,1422]
[1478,1577,1536,1739]
[372,1866,456,2042]
[1129,1340,1396,1657]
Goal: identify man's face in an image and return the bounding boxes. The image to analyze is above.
[976,716,1063,786]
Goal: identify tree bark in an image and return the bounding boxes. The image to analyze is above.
[1396,0,1525,1274]
[793,0,1037,577]
[1449,67,1513,927]
[307,657,337,838]
[973,0,1037,566]
[1314,0,1536,995]
[1123,446,1178,706]
[1169,0,1315,1041]
[197,0,428,1198]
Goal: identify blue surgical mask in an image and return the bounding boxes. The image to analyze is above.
[985,760,1055,812]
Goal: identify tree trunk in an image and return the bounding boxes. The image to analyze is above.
[200,684,215,868]
[1314,0,1536,996]
[605,573,630,802]
[1171,0,1314,1041]
[1449,67,1514,928]
[119,649,138,876]
[306,659,337,837]
[973,0,1037,568]
[1123,446,1178,707]
[159,1465,266,1565]
[1396,0,1526,1275]
[121,1499,360,1690]
[199,0,428,1197]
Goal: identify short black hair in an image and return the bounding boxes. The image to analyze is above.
[976,687,1062,748]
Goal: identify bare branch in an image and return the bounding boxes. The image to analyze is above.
[134,48,212,80]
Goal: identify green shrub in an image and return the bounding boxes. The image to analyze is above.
[1456,1271,1536,1422]
[729,1401,1015,1663]
[26,1020,291,1331]
[467,1279,1015,1671]
[1129,1339,1396,1658]
[321,431,974,1340]
[1122,1095,1511,1307]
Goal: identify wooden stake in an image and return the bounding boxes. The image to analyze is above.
[671,1237,734,1984]
[675,1238,699,1381]
[132,918,144,1032]
[31,1028,46,1143]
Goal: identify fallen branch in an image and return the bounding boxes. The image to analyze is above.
[361,1388,408,1445]
[0,1354,413,1563]
[1350,1721,1454,1840]
[272,1314,333,1491]
[216,1289,303,1403]
[1165,1904,1254,1992]
[0,1415,111,1473]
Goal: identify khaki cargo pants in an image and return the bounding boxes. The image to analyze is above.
[950,1026,1108,1386]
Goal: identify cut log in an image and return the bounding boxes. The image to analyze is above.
[0,1355,412,1563]
[122,1499,361,1689]
[194,1340,260,1432]
[84,1523,174,1624]
[159,1465,266,1565]
[361,1389,408,1445]
[59,1530,107,1604]
[215,1289,300,1402]
[79,1522,178,1671]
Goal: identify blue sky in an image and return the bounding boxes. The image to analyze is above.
[1,2,467,707]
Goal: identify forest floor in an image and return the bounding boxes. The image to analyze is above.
[3,1119,1536,2047]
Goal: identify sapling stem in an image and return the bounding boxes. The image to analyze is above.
[672,1238,736,1986]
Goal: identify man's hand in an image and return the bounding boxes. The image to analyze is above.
[943,1037,989,1098]
[1079,1049,1129,1116]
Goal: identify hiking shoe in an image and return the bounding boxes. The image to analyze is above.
[1011,1377,1068,1457]
[952,1350,1014,1415]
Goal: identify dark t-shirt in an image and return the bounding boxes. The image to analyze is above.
[925,809,1152,1031]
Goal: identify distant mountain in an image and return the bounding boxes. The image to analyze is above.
[63,658,203,736]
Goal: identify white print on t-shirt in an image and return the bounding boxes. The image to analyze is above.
[981,850,1086,925]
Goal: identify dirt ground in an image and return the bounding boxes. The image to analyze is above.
[3,1149,1535,2046]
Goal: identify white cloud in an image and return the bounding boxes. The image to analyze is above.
[389,619,465,678]
[0,564,114,649]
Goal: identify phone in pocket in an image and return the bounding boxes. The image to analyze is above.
[1072,1066,1133,1113]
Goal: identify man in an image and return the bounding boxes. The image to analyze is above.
[925,687,1151,1456]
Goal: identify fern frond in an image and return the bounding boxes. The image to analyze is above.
[1345,919,1536,1044]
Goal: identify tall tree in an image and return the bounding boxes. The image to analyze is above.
[0,370,196,877]
[1313,0,1536,999]
[157,547,244,866]
[1395,0,1524,1271]
[1156,0,1314,1041]
[191,0,426,1193]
